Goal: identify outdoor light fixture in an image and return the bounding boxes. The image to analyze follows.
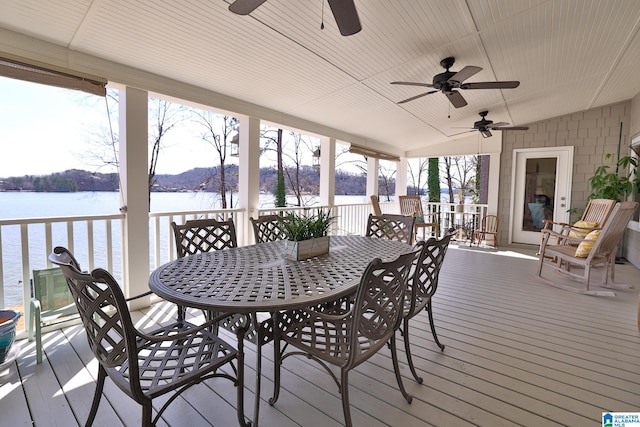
[312,147,321,169]
[230,133,239,157]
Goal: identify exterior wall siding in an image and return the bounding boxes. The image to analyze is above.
[499,101,632,250]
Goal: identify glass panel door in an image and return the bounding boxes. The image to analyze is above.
[511,147,573,245]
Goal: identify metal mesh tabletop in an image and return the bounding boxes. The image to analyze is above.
[149,236,413,313]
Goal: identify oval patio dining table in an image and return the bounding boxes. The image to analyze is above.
[149,235,413,426]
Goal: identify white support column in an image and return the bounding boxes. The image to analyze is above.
[487,152,500,215]
[396,157,408,197]
[319,136,336,207]
[119,86,150,309]
[366,157,379,198]
[238,116,261,245]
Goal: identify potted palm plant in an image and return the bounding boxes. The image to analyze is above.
[283,208,335,261]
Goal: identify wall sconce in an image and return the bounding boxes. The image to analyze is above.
[312,147,321,169]
[230,133,239,157]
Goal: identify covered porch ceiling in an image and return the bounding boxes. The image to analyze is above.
[1,0,640,157]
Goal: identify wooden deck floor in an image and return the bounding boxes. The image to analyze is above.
[2,243,639,426]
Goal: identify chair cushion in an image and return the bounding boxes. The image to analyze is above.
[568,220,598,238]
[574,229,601,257]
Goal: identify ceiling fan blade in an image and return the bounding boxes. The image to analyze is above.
[228,0,267,15]
[449,66,482,84]
[390,81,435,88]
[397,91,437,104]
[445,90,467,108]
[493,126,529,131]
[490,122,510,128]
[460,81,520,89]
[481,129,493,138]
[327,0,362,36]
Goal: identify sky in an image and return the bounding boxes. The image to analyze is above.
[0,76,379,178]
[0,76,232,177]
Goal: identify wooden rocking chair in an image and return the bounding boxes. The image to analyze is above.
[537,201,638,296]
[537,198,616,256]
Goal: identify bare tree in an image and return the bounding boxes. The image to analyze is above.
[148,99,185,200]
[442,155,477,203]
[408,158,429,195]
[378,161,396,201]
[282,132,317,206]
[190,112,238,209]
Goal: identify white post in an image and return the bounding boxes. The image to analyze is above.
[366,157,379,198]
[319,136,336,207]
[119,86,150,309]
[238,116,261,245]
[396,157,408,197]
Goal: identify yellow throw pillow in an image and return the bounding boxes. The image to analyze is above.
[568,220,598,238]
[574,229,601,258]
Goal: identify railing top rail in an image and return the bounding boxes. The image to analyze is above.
[0,213,124,226]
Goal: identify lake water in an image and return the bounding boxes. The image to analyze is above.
[0,192,369,306]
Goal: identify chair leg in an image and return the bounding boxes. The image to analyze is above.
[402,318,423,384]
[86,365,106,427]
[427,301,445,351]
[141,400,153,427]
[390,335,412,403]
[340,370,353,427]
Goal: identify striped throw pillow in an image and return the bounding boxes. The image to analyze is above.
[568,220,598,239]
[574,229,601,258]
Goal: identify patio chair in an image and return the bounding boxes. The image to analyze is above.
[250,214,287,243]
[28,267,80,364]
[269,250,418,427]
[400,228,454,383]
[399,195,439,242]
[370,195,382,216]
[537,201,639,296]
[48,246,245,427]
[171,217,238,323]
[537,198,616,255]
[474,214,499,248]
[171,217,237,256]
[365,213,415,244]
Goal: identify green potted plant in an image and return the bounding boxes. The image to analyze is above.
[588,153,639,201]
[283,208,335,260]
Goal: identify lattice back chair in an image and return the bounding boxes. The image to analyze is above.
[399,195,439,241]
[269,250,419,427]
[48,246,246,427]
[171,218,237,257]
[250,214,287,243]
[475,214,499,248]
[171,218,238,324]
[365,213,415,245]
[537,201,639,296]
[400,228,454,384]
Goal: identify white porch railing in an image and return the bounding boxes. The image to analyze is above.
[1,200,486,339]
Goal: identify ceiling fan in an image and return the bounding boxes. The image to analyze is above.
[391,57,520,108]
[228,0,362,36]
[455,111,529,138]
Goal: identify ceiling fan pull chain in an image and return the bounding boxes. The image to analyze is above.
[320,0,325,29]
